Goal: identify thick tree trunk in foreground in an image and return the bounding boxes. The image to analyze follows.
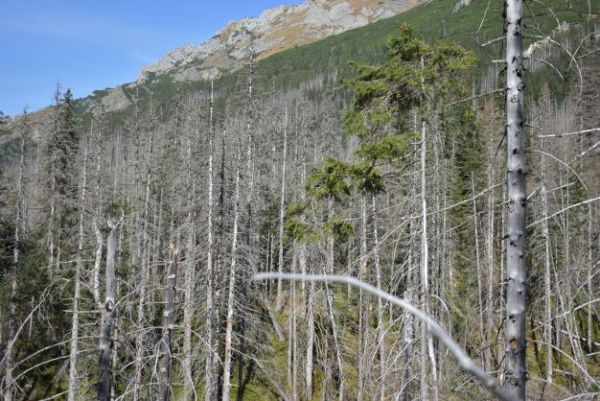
[98,220,118,401]
[504,0,527,399]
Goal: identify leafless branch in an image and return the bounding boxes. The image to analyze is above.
[537,128,600,138]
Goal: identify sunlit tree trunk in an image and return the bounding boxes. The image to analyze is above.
[540,152,553,384]
[358,195,367,401]
[276,110,288,312]
[504,0,527,398]
[68,130,90,401]
[98,220,118,401]
[372,195,385,401]
[204,79,217,401]
[133,139,153,401]
[158,247,179,401]
[237,49,256,401]
[182,132,196,401]
[222,153,241,401]
[3,127,26,401]
[326,198,344,401]
[419,114,438,401]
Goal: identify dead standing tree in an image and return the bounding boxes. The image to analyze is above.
[97,219,118,401]
[158,246,179,401]
[504,0,528,399]
[2,113,28,401]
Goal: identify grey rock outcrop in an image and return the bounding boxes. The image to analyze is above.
[138,0,423,82]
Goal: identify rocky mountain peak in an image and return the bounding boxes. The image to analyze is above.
[138,0,423,83]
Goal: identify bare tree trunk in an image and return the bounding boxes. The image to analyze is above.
[288,247,298,401]
[276,110,288,312]
[304,275,315,401]
[326,198,344,401]
[68,132,89,401]
[358,196,367,401]
[419,116,438,401]
[222,154,241,401]
[299,129,308,308]
[3,130,26,401]
[159,247,179,401]
[98,220,118,401]
[92,130,104,309]
[485,147,496,371]
[182,103,199,401]
[372,195,385,401]
[472,175,487,369]
[540,151,553,383]
[237,49,256,401]
[586,205,593,355]
[204,79,216,401]
[504,0,527,398]
[301,129,312,401]
[47,175,56,279]
[399,201,417,401]
[133,157,152,401]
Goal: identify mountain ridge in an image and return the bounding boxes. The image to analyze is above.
[137,0,423,83]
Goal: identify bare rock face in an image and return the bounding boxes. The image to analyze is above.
[138,0,423,82]
[101,86,131,113]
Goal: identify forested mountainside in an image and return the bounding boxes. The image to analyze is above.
[0,0,599,400]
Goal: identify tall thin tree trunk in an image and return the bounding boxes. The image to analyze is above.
[372,195,385,401]
[3,130,26,401]
[485,145,496,370]
[222,154,241,401]
[304,275,315,401]
[237,49,256,401]
[301,129,312,401]
[472,175,487,368]
[68,132,90,401]
[133,155,152,401]
[288,247,298,401]
[276,110,288,312]
[299,129,308,308]
[159,247,179,401]
[47,175,56,279]
[204,79,216,401]
[182,107,198,401]
[98,220,118,401]
[504,0,527,398]
[419,115,438,401]
[358,196,367,401]
[401,215,417,401]
[326,198,344,401]
[586,205,593,354]
[540,154,553,383]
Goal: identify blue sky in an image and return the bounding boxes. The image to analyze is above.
[0,0,303,116]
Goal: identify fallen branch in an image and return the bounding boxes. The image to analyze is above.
[253,273,517,401]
